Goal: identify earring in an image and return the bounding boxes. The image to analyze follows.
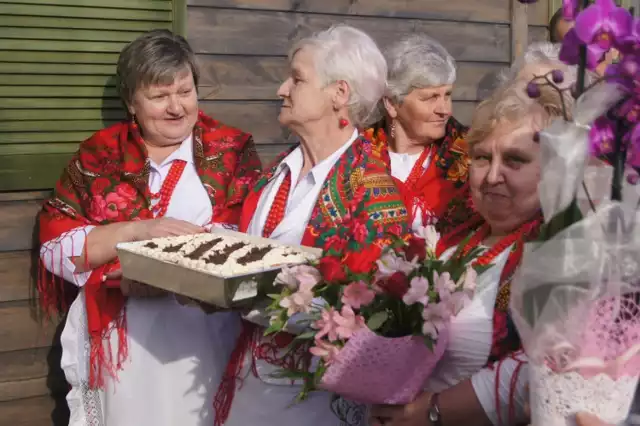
[339,118,349,129]
[390,122,396,140]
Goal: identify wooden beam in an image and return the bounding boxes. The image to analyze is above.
[511,0,529,62]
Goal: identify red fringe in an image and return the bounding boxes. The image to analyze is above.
[213,321,257,426]
[492,351,527,426]
[212,320,311,425]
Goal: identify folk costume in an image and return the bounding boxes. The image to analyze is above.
[38,111,261,426]
[213,130,410,426]
[364,117,473,234]
[429,213,543,425]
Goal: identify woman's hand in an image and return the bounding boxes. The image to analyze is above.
[369,392,433,426]
[128,218,205,241]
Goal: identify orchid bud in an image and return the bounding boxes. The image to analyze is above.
[627,173,639,186]
[551,69,565,84]
[526,82,541,98]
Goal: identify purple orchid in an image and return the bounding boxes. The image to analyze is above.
[560,28,607,70]
[517,0,539,3]
[562,0,579,22]
[619,18,640,55]
[589,116,616,158]
[626,125,640,169]
[574,0,633,50]
[605,53,640,102]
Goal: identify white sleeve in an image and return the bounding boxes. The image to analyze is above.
[470,352,529,426]
[39,225,96,287]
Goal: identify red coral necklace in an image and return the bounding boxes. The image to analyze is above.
[458,218,540,267]
[148,159,187,217]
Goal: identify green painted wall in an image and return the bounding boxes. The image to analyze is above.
[0,0,184,191]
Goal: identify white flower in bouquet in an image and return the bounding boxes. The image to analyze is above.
[275,265,322,316]
[275,264,322,290]
[375,251,417,278]
[403,276,430,306]
[309,339,341,365]
[422,303,449,339]
[413,224,440,255]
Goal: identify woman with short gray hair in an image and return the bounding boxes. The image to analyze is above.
[38,29,261,426]
[212,24,410,426]
[365,34,472,236]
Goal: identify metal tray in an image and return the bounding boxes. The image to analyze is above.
[116,229,322,308]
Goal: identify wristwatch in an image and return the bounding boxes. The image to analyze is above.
[427,393,443,426]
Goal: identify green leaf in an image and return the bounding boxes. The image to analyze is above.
[367,311,389,331]
[424,335,434,352]
[294,331,317,341]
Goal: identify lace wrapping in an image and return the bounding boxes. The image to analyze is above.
[320,326,449,405]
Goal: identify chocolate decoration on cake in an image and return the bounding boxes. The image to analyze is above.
[185,237,223,259]
[221,242,246,256]
[204,252,228,265]
[145,242,159,249]
[162,242,186,253]
[237,246,273,265]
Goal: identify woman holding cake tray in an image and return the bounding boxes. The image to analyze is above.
[367,46,579,426]
[37,30,261,426]
[211,25,411,426]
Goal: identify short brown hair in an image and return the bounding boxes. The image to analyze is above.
[116,29,199,106]
[467,81,571,147]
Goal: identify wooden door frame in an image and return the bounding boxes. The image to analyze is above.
[173,0,187,36]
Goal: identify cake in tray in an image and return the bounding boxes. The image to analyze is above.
[121,232,317,277]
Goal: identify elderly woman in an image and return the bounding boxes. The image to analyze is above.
[37,30,261,426]
[369,45,576,426]
[365,34,471,234]
[212,25,410,426]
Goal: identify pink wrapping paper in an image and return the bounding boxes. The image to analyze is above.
[320,326,449,404]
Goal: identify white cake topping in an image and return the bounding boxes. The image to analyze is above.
[119,232,317,278]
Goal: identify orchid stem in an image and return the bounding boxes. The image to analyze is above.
[575,0,591,98]
[582,181,597,213]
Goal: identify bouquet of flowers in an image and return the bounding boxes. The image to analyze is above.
[264,224,483,404]
[512,0,639,424]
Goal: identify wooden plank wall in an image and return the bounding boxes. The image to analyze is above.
[0,1,550,424]
[189,0,549,154]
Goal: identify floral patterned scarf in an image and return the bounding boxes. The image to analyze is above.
[38,110,261,388]
[363,117,473,235]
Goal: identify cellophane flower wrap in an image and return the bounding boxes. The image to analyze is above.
[265,223,485,404]
[510,2,639,419]
[511,202,640,426]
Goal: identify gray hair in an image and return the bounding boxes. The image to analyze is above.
[384,34,456,103]
[498,42,579,87]
[117,29,199,107]
[289,25,387,127]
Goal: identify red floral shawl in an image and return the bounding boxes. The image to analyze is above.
[38,110,262,388]
[363,117,473,235]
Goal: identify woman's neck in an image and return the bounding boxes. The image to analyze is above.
[145,142,182,165]
[387,123,434,155]
[296,123,355,177]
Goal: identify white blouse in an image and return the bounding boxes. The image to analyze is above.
[427,245,529,425]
